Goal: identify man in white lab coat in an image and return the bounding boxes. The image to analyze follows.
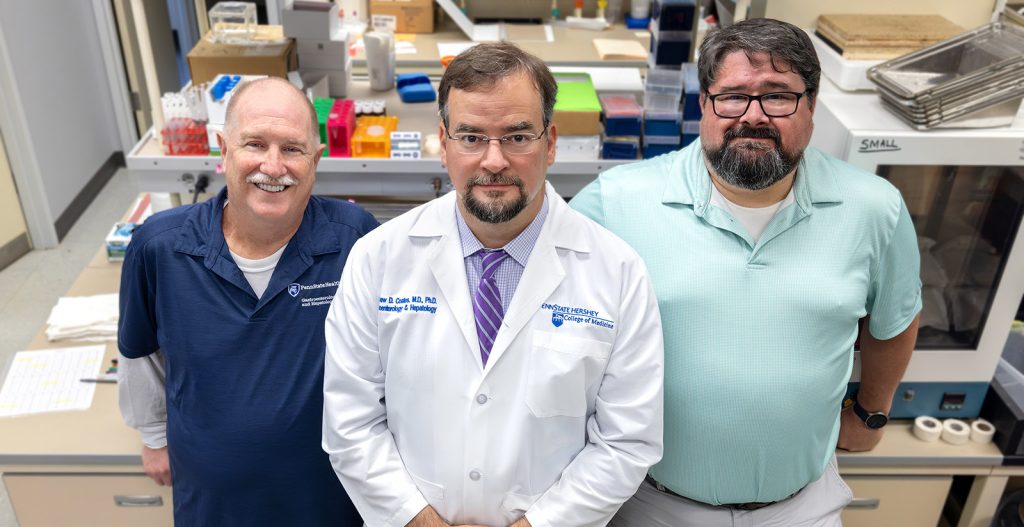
[322,42,664,527]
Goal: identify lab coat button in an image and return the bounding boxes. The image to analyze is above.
[469,470,481,481]
[476,394,488,405]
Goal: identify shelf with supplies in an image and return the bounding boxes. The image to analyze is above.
[126,79,635,200]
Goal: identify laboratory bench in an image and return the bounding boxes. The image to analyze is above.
[0,239,1018,527]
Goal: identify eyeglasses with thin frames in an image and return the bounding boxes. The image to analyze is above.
[706,91,811,118]
[443,125,549,156]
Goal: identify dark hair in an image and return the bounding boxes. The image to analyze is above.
[224,77,319,144]
[438,42,558,128]
[697,18,820,98]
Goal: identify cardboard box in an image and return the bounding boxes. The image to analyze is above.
[552,73,603,136]
[187,34,298,85]
[370,0,434,33]
[282,2,341,40]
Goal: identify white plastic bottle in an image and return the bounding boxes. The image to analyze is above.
[364,31,396,91]
[631,0,650,19]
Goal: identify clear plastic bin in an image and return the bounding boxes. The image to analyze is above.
[643,90,682,112]
[645,67,685,94]
[209,2,257,44]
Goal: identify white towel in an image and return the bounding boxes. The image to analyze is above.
[45,294,119,341]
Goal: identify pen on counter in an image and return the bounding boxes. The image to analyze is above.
[80,378,117,384]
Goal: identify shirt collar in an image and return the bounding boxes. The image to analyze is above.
[174,187,342,258]
[456,196,550,267]
[662,142,844,213]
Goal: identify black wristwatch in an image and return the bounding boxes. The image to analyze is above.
[852,400,889,429]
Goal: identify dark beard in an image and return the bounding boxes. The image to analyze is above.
[704,126,801,190]
[463,173,529,224]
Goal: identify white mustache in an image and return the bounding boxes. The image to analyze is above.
[246,172,298,186]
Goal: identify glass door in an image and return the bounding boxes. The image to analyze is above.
[880,164,1024,349]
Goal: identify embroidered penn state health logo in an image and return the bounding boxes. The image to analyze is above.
[551,312,565,327]
[288,283,301,297]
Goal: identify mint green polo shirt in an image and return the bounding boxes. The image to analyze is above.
[570,142,921,505]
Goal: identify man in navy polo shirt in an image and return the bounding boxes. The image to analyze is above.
[118,77,377,526]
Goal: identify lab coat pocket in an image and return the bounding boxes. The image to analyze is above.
[501,490,540,524]
[410,472,446,503]
[526,331,612,418]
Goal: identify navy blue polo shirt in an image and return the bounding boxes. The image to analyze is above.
[118,188,377,526]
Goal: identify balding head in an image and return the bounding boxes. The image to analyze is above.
[223,77,320,145]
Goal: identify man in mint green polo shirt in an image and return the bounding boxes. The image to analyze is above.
[571,18,921,527]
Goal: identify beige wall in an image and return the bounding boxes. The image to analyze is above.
[0,135,28,247]
[764,0,997,31]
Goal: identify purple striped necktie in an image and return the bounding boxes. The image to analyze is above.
[474,249,509,367]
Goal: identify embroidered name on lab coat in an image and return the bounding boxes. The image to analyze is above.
[379,295,438,314]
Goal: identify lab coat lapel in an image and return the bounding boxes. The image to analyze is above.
[419,194,481,367]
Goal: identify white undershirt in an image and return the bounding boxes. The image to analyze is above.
[229,243,288,298]
[709,183,795,244]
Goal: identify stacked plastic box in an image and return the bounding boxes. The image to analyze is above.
[552,73,603,161]
[681,63,701,147]
[599,93,643,160]
[327,99,356,157]
[203,73,266,154]
[642,68,683,159]
[313,97,335,149]
[352,116,399,158]
[161,87,210,156]
[282,2,351,98]
[208,2,257,44]
[649,0,697,68]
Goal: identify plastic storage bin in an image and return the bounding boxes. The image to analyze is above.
[644,110,682,136]
[599,93,643,136]
[208,2,257,44]
[314,97,335,147]
[644,67,683,112]
[642,133,681,159]
[651,0,696,32]
[602,135,640,159]
[351,116,399,158]
[327,99,356,157]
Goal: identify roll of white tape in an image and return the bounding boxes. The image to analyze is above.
[971,418,995,444]
[913,416,942,442]
[942,418,970,445]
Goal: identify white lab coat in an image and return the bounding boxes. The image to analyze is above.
[323,182,664,527]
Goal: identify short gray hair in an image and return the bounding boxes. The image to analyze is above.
[697,18,820,98]
[223,77,320,145]
[438,42,558,128]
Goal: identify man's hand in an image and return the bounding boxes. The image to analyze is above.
[509,518,532,527]
[141,445,172,486]
[403,505,489,527]
[836,406,883,452]
[406,506,450,527]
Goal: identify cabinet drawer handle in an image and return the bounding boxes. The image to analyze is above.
[846,497,880,509]
[114,495,164,507]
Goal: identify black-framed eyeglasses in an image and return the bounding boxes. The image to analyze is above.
[443,124,549,156]
[706,91,811,118]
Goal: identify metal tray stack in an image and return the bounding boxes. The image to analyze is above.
[866,21,1024,129]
